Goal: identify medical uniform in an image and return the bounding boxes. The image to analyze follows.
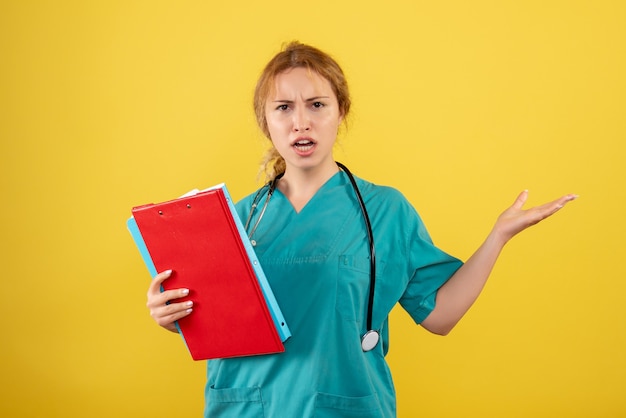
[204,171,462,417]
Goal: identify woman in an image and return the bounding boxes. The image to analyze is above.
[147,42,577,417]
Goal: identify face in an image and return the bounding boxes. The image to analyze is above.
[265,67,343,175]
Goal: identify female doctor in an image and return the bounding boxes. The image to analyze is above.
[146,42,577,417]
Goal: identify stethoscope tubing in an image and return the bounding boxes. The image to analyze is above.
[335,162,376,334]
[244,162,379,351]
[244,173,284,246]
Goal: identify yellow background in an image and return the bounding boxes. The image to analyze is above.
[1,1,624,417]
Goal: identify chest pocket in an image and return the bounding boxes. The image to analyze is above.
[336,255,384,324]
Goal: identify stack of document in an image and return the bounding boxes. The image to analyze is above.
[127,184,290,360]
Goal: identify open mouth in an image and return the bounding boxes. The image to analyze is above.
[293,139,315,152]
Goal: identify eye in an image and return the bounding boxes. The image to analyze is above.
[312,101,325,109]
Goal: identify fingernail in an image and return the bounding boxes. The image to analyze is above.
[165,269,173,276]
[181,288,189,295]
[186,308,193,314]
[185,301,193,307]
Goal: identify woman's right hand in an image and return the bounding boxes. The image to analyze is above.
[146,270,193,333]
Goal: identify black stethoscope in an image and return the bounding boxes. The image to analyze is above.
[243,162,380,352]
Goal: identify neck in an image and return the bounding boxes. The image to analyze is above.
[277,161,340,212]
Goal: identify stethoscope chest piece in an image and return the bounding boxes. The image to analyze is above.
[361,330,380,352]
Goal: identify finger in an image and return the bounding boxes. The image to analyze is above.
[148,269,173,296]
[154,300,193,318]
[511,190,529,210]
[152,301,194,328]
[530,194,579,222]
[147,269,190,307]
[561,193,579,204]
[544,193,579,212]
[148,270,189,298]
[147,287,190,309]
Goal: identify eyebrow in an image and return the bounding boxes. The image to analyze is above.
[271,96,331,103]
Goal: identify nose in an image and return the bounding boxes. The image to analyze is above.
[292,107,310,132]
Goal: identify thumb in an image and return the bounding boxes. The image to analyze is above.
[511,190,529,210]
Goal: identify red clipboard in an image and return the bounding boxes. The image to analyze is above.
[130,186,286,360]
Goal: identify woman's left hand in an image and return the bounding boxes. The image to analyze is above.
[493,190,578,244]
[421,190,578,335]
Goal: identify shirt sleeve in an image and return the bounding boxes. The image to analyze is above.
[398,202,463,324]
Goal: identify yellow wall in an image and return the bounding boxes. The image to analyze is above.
[1,1,624,417]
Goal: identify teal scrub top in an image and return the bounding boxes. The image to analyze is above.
[204,171,462,417]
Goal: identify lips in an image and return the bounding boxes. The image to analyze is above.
[292,138,316,153]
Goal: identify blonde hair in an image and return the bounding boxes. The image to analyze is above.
[253,41,351,180]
